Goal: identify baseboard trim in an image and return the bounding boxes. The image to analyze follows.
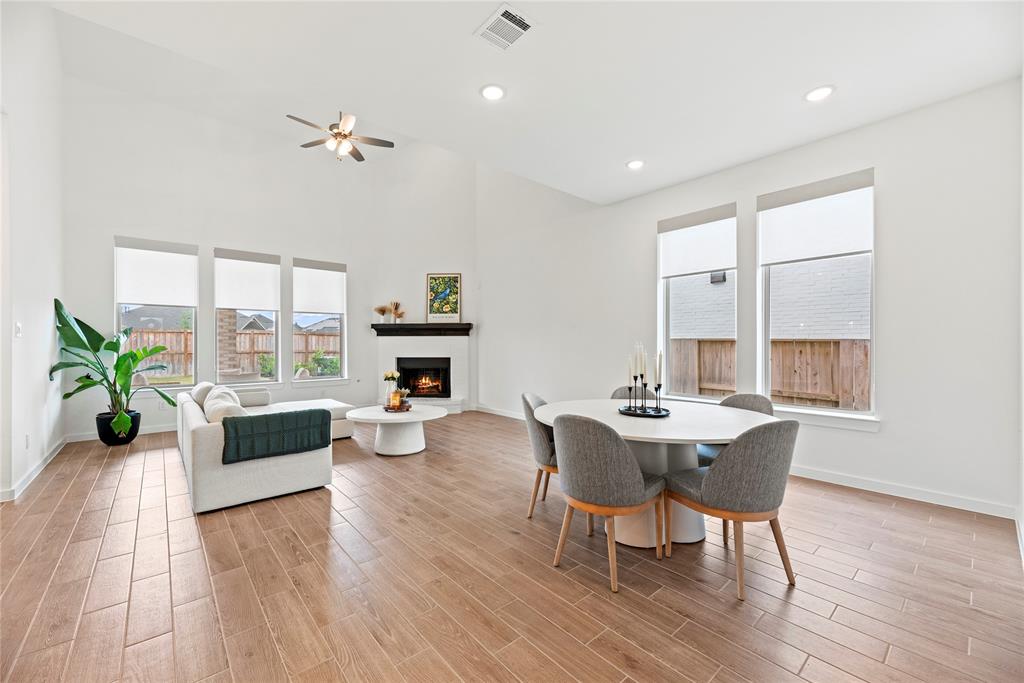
[0,438,67,501]
[65,422,175,444]
[790,464,1017,519]
[474,404,524,420]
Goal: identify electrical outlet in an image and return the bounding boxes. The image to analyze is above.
[14,322,22,338]
[24,434,29,450]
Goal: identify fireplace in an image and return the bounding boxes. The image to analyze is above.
[396,357,451,398]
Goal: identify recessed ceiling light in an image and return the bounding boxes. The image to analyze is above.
[626,160,644,171]
[804,85,835,103]
[480,84,505,101]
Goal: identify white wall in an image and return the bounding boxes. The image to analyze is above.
[60,75,478,439]
[477,80,1022,518]
[0,4,66,498]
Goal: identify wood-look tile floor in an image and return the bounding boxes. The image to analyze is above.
[2,411,1023,682]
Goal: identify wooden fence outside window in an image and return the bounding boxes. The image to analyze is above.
[129,329,342,380]
[668,337,871,410]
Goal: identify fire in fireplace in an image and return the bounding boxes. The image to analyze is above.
[396,357,451,398]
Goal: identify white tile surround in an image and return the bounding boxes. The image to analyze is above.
[376,335,470,413]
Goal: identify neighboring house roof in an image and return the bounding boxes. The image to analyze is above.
[300,316,341,333]
[237,313,275,331]
[119,305,191,330]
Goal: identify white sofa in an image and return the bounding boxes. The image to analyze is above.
[176,386,355,513]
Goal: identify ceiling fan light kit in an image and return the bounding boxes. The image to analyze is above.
[286,111,395,163]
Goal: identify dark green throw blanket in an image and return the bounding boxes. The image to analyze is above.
[222,409,331,465]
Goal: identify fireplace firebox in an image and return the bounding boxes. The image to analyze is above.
[396,357,451,398]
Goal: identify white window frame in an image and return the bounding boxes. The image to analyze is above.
[292,258,348,382]
[657,203,738,400]
[113,237,199,390]
[214,248,282,386]
[756,171,877,416]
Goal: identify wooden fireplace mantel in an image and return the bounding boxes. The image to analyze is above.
[370,323,473,337]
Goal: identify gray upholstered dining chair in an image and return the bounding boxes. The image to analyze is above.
[610,386,656,400]
[664,419,799,600]
[522,393,559,518]
[552,414,665,592]
[697,393,773,466]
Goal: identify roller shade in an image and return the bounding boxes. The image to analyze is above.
[758,185,873,266]
[114,238,198,307]
[659,215,737,278]
[293,259,346,313]
[214,249,280,310]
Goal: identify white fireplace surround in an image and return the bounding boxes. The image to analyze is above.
[376,336,469,413]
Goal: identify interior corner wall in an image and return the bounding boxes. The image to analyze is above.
[476,79,1022,518]
[60,76,478,440]
[0,3,66,498]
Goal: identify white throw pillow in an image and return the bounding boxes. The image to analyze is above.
[205,385,240,406]
[204,400,248,423]
[189,381,215,407]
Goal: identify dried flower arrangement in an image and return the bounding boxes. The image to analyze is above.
[374,301,406,323]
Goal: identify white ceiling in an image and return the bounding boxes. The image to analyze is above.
[51,1,1022,204]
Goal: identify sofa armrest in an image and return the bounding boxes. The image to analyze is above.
[235,387,272,407]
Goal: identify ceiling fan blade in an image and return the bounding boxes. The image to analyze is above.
[300,138,331,148]
[350,135,394,148]
[348,142,365,162]
[286,114,326,131]
[340,113,356,134]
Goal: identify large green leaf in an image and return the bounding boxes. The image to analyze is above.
[53,299,92,351]
[110,410,133,436]
[62,379,101,400]
[58,348,106,378]
[113,353,136,400]
[75,317,106,354]
[103,327,133,354]
[144,385,177,407]
[48,360,92,380]
[136,364,169,373]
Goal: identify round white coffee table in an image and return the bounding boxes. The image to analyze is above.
[345,405,448,456]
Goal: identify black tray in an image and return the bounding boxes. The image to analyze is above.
[618,406,671,418]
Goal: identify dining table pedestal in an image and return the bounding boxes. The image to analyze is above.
[617,441,706,548]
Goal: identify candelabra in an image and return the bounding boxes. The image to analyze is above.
[619,374,670,418]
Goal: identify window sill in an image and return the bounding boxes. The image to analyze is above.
[772,405,880,432]
[291,377,353,387]
[662,395,880,432]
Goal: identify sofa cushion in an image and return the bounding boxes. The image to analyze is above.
[246,398,352,422]
[205,401,248,424]
[206,385,240,406]
[190,381,216,407]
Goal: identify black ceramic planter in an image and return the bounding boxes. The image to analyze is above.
[96,411,142,446]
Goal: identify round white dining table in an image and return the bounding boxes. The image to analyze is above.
[533,399,777,548]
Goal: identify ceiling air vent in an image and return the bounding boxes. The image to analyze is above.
[475,4,533,51]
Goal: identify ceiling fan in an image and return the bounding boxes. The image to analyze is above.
[286,111,395,162]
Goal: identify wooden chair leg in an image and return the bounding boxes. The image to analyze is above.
[654,495,664,560]
[541,471,551,501]
[586,513,594,537]
[734,520,746,600]
[664,493,672,558]
[723,518,729,546]
[770,517,796,585]
[605,516,618,592]
[527,469,543,519]
[553,504,574,567]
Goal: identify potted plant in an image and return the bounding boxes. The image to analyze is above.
[48,298,177,446]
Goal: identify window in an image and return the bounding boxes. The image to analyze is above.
[114,237,198,386]
[214,249,281,384]
[292,259,347,380]
[658,204,737,398]
[758,171,873,412]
